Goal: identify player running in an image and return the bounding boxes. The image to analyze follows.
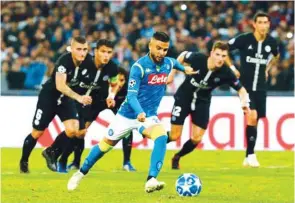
[67,32,196,193]
[19,36,92,173]
[166,41,250,169]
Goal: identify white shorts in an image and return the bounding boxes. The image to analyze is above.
[105,113,161,141]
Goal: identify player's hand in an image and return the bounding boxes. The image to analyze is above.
[184,66,199,75]
[78,95,92,105]
[137,112,146,122]
[242,106,250,115]
[234,69,240,78]
[106,97,116,108]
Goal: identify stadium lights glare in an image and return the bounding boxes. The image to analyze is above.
[180,4,187,11]
[286,32,293,39]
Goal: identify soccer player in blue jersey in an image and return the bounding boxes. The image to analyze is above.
[67,32,196,192]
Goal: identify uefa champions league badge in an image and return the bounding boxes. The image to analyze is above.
[129,79,136,88]
[265,45,271,52]
[108,129,114,136]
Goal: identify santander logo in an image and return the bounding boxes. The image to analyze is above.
[148,73,168,85]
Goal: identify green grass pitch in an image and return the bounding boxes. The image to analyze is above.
[1,148,294,203]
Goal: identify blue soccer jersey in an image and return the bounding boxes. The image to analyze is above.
[118,54,184,119]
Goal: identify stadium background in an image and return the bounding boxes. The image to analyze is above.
[1,1,294,203]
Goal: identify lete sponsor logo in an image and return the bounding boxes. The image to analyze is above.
[148,73,168,85]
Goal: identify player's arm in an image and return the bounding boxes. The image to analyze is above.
[237,87,250,114]
[265,42,280,80]
[167,53,197,84]
[225,55,240,78]
[106,71,119,108]
[126,64,145,121]
[55,67,92,105]
[228,73,250,114]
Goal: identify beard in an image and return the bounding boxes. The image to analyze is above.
[150,52,163,63]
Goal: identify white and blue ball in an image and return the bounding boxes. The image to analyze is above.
[175,173,202,197]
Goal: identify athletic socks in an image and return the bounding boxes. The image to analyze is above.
[20,134,37,162]
[176,139,198,157]
[147,135,167,180]
[50,131,71,157]
[246,125,257,156]
[122,132,133,164]
[59,138,76,165]
[80,145,105,175]
[73,137,85,165]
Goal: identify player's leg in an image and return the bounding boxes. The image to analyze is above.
[20,94,55,173]
[122,131,136,171]
[172,100,210,169]
[67,114,133,191]
[244,91,265,167]
[57,121,86,173]
[67,105,103,171]
[169,98,191,169]
[42,100,79,171]
[20,129,44,173]
[140,119,168,193]
[67,124,88,171]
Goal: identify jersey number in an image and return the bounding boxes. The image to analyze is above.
[172,106,182,117]
[34,109,43,126]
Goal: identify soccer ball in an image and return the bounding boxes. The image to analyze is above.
[175,173,202,197]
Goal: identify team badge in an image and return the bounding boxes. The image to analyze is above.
[108,129,114,136]
[265,45,271,52]
[103,75,109,81]
[156,161,163,171]
[214,78,220,83]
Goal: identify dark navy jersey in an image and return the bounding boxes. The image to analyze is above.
[175,52,242,102]
[41,52,94,99]
[228,32,279,91]
[73,59,118,105]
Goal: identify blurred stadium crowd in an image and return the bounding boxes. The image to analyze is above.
[1,1,294,94]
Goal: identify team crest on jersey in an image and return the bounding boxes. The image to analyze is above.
[214,77,220,83]
[82,69,87,75]
[265,45,271,52]
[148,73,168,85]
[108,129,114,136]
[129,79,136,87]
[156,161,163,171]
[103,75,109,81]
[57,65,66,73]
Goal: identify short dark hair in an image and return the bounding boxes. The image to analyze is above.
[96,39,115,49]
[73,36,87,44]
[152,32,170,42]
[118,67,128,79]
[253,12,270,22]
[212,41,229,51]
